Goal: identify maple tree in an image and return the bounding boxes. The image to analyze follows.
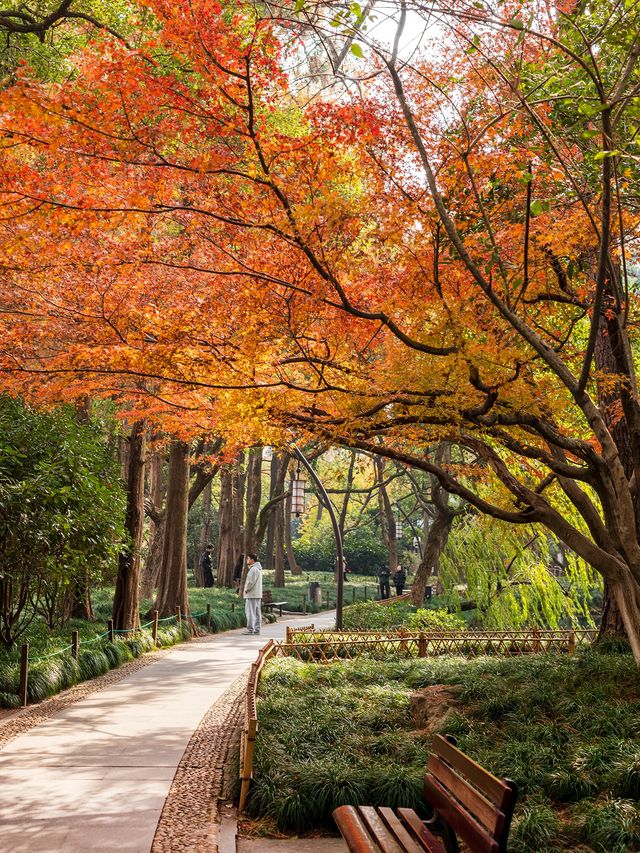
[1,0,640,653]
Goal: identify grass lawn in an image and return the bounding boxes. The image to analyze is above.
[261,570,401,612]
[251,649,640,852]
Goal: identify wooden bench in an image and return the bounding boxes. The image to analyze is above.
[333,734,517,853]
[261,591,287,617]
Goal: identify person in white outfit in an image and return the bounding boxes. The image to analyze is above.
[243,553,263,634]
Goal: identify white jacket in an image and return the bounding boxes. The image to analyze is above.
[243,562,263,599]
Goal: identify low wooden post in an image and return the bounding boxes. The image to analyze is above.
[399,627,409,655]
[19,643,29,707]
[532,626,541,653]
[231,601,235,612]
[206,603,211,631]
[302,593,307,614]
[71,630,79,660]
[418,632,427,658]
[326,591,330,609]
[152,610,159,645]
[108,619,114,643]
[364,585,367,601]
[352,587,356,603]
[568,629,575,654]
[286,626,291,643]
[176,605,182,632]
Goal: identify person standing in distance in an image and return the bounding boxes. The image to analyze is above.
[378,565,391,600]
[243,553,263,635]
[393,565,406,596]
[200,544,214,588]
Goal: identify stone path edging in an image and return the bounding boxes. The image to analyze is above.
[151,671,247,853]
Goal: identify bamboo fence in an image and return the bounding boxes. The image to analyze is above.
[238,639,277,813]
[280,627,596,661]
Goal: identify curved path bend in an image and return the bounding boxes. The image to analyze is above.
[0,610,336,853]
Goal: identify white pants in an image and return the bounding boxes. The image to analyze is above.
[245,598,261,633]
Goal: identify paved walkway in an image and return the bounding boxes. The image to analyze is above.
[0,610,337,853]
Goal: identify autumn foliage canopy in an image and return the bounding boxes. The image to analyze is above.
[3,0,640,650]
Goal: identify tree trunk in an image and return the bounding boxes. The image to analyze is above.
[595,303,633,642]
[231,452,245,577]
[70,574,94,621]
[217,464,234,587]
[335,450,356,581]
[195,480,212,586]
[274,498,285,587]
[610,574,640,660]
[265,452,279,568]
[375,455,398,571]
[155,440,190,618]
[411,503,455,606]
[140,515,165,599]
[113,420,146,632]
[139,449,166,599]
[599,581,627,638]
[244,446,262,556]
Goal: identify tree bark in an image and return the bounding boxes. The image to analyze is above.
[265,452,279,568]
[594,296,634,642]
[139,448,166,598]
[216,463,234,587]
[274,498,285,587]
[155,440,190,618]
[113,420,146,631]
[231,452,245,576]
[411,502,455,606]
[70,575,94,621]
[196,479,212,586]
[375,455,398,571]
[244,446,262,556]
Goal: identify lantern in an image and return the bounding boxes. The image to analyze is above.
[291,469,306,516]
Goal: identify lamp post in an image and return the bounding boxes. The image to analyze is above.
[291,446,345,630]
[394,506,403,539]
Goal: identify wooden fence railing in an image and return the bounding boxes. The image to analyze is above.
[280,627,597,661]
[238,639,277,813]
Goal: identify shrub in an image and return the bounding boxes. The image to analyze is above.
[343,601,414,631]
[407,609,465,632]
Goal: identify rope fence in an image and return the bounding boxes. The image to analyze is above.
[14,604,209,709]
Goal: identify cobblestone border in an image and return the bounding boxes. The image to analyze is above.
[151,670,247,853]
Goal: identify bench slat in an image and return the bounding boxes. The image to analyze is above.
[333,806,380,852]
[359,806,404,853]
[396,808,448,853]
[427,753,501,835]
[424,776,499,853]
[430,735,508,805]
[378,807,434,853]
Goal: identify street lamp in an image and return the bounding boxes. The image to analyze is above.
[291,446,345,630]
